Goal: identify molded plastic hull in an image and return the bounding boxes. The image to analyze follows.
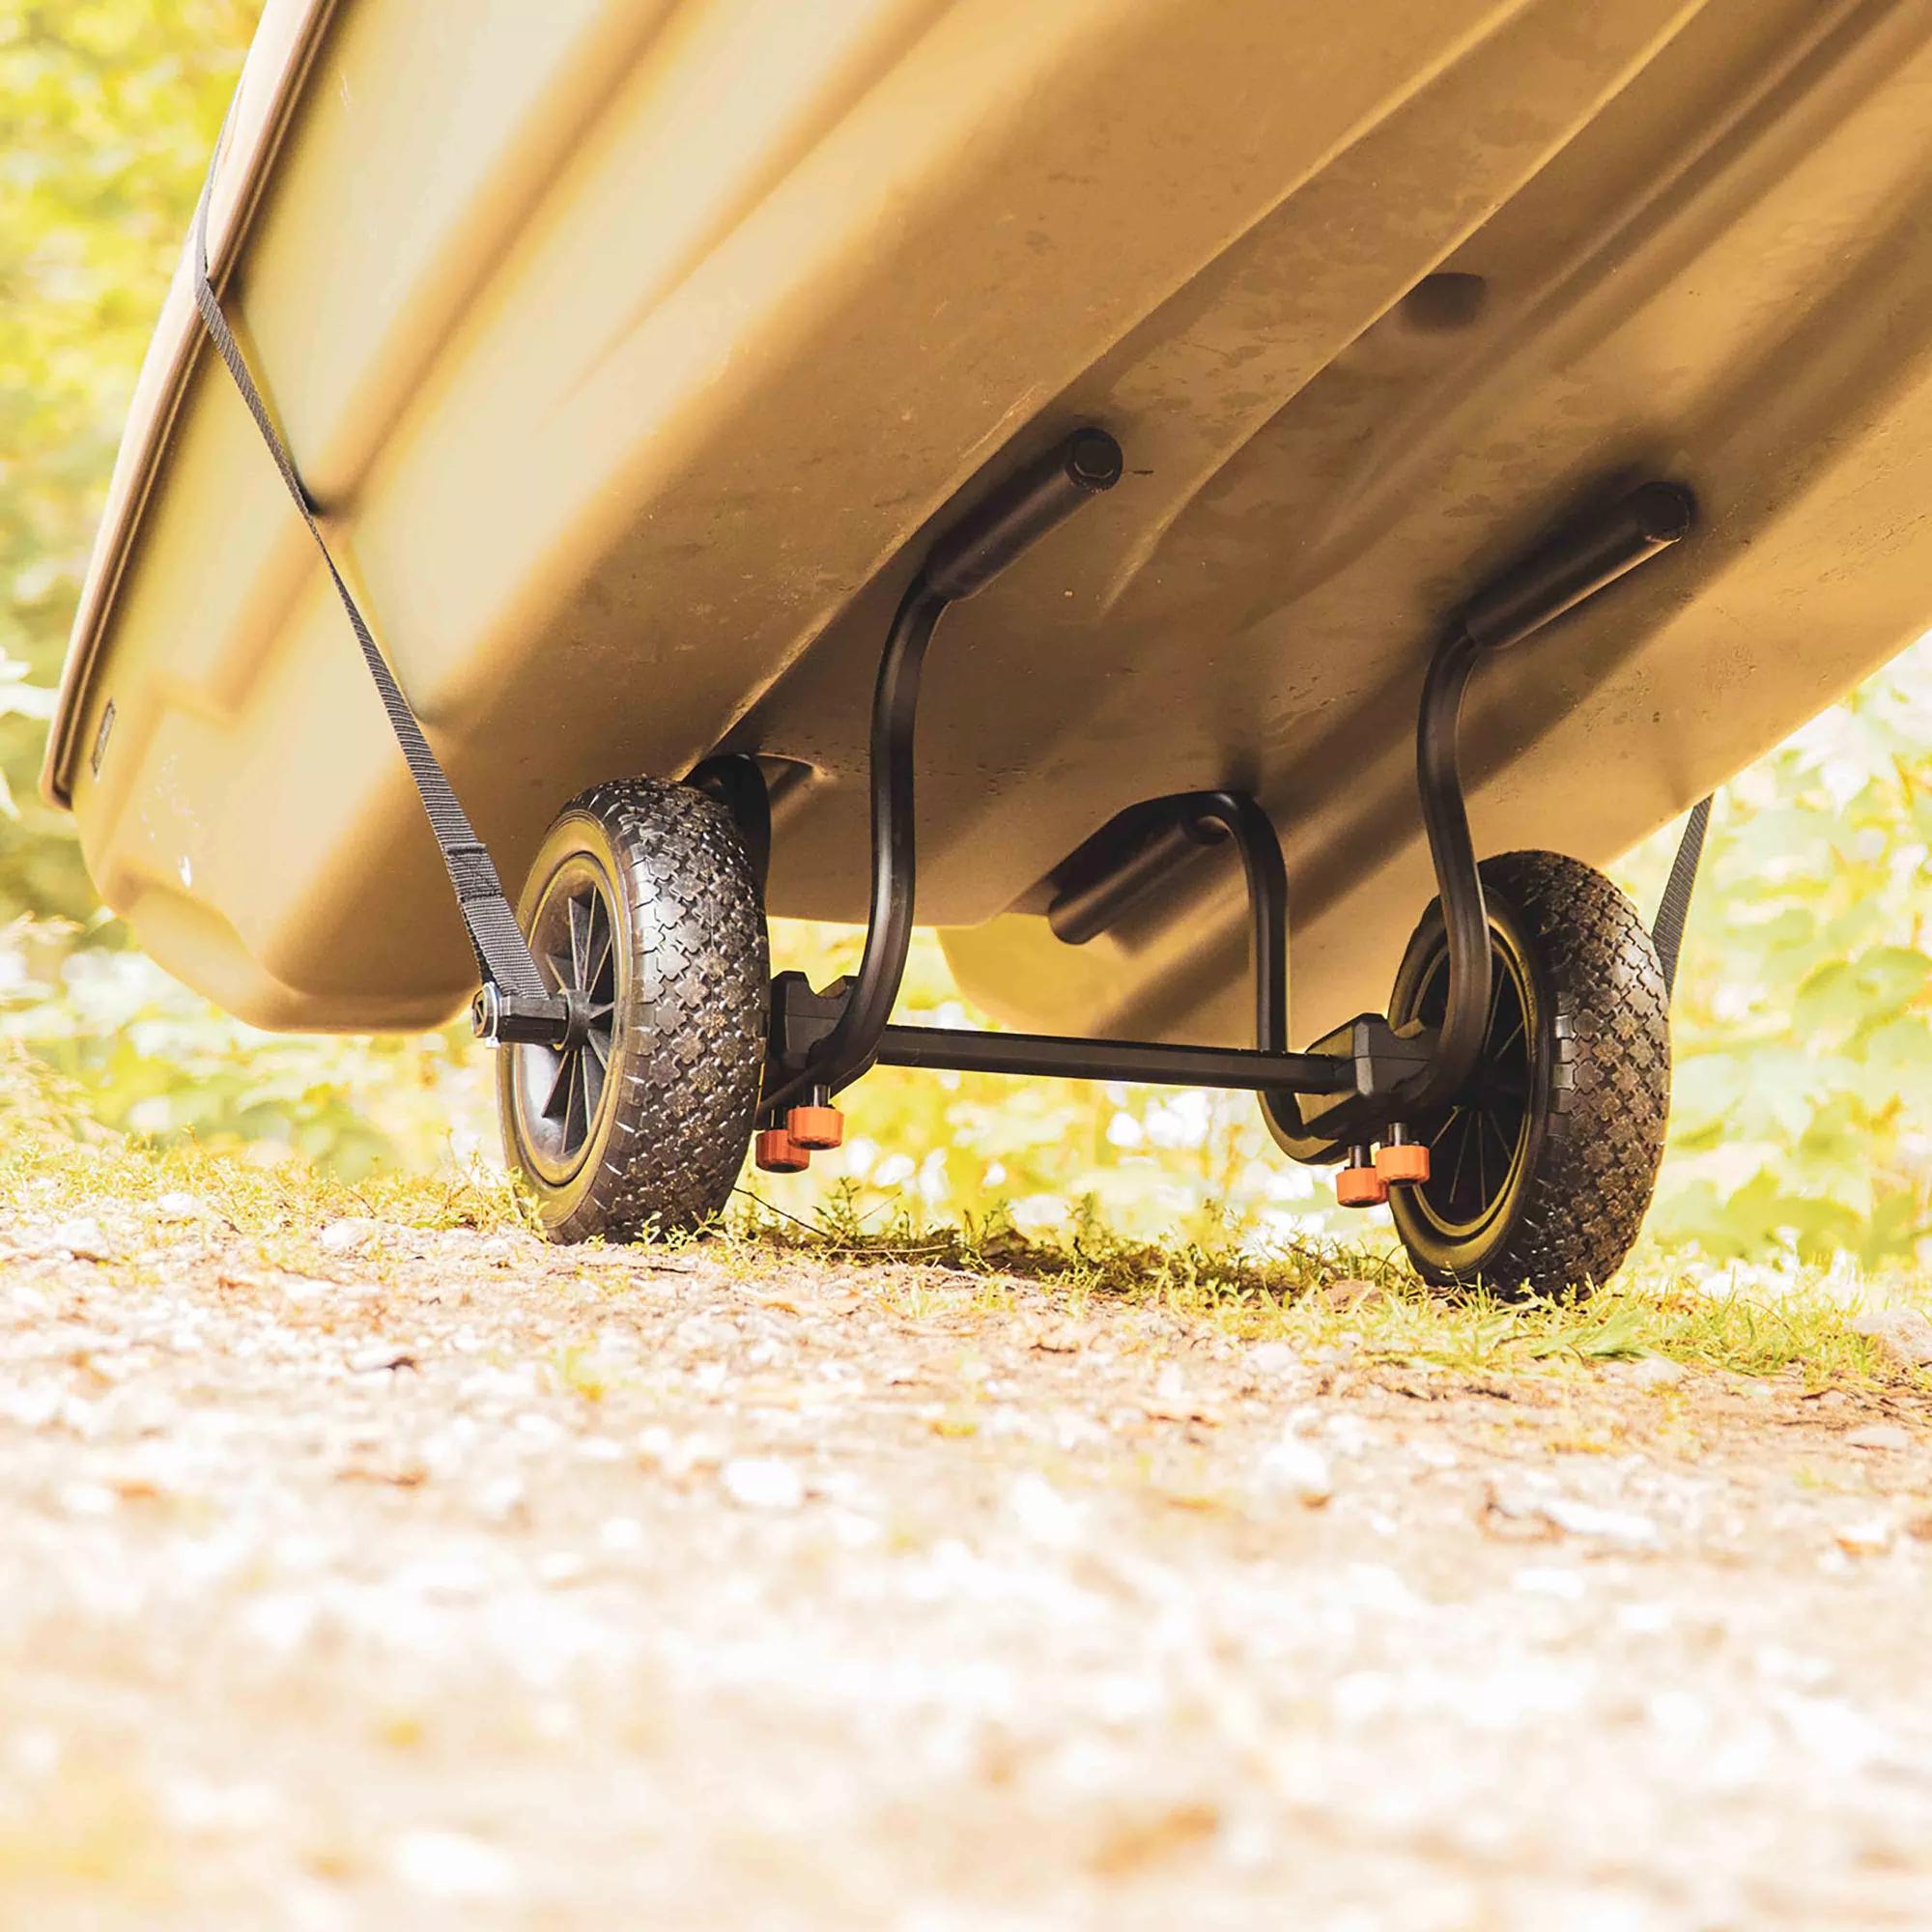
[48,0,1932,1047]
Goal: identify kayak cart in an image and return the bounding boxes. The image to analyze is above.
[46,0,1932,1292]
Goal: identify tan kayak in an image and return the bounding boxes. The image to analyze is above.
[45,0,1932,1282]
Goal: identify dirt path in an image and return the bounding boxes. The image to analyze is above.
[2,1203,1929,1929]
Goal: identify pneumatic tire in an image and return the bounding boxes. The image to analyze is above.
[497,780,767,1242]
[1387,850,1670,1296]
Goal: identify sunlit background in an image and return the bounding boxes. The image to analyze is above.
[7,0,1931,1269]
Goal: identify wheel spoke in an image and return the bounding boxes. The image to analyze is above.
[522,874,622,1163]
[567,895,593,988]
[539,1048,572,1124]
[1404,917,1539,1238]
[586,899,614,995]
[1458,1113,1485,1215]
[1448,1111,1472,1204]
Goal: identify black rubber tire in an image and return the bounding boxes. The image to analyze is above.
[1387,850,1670,1297]
[497,780,768,1242]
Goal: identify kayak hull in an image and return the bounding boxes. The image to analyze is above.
[47,0,1932,1045]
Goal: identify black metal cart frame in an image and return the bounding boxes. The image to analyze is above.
[719,429,1692,1175]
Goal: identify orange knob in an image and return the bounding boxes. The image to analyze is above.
[753,1128,810,1174]
[786,1104,845,1151]
[1375,1142,1430,1185]
[1335,1165,1389,1209]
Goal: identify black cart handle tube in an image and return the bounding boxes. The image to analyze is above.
[923,431,1123,600]
[1389,480,1697,1118]
[1046,788,1289,1057]
[1046,814,1212,948]
[763,431,1122,1113]
[1183,792,1290,1056]
[1458,482,1694,651]
[1390,625,1492,1116]
[767,577,945,1110]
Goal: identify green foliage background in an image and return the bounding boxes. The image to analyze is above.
[4,0,1930,1264]
[2,0,256,910]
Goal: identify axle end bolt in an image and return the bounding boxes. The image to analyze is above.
[1375,1130,1430,1185]
[786,1102,845,1151]
[754,1128,810,1175]
[1336,1143,1389,1208]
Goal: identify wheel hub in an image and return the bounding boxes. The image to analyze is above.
[512,860,618,1181]
[1406,932,1533,1239]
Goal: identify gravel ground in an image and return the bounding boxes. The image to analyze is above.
[2,1203,1930,1930]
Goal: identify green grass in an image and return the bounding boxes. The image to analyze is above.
[722,1184,1929,1391]
[3,1040,1924,1393]
[0,1042,525,1235]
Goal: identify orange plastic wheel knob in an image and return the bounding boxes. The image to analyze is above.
[786,1104,844,1151]
[1375,1142,1431,1185]
[1335,1165,1389,1208]
[753,1128,810,1174]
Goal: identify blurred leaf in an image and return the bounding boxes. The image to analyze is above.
[1620,632,1932,1266]
[0,0,260,917]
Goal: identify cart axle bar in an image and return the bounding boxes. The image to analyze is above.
[872,1024,1351,1094]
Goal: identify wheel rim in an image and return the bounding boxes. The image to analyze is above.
[511,855,618,1184]
[1405,926,1535,1242]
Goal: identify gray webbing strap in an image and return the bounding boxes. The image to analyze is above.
[188,144,550,1008]
[1651,794,1712,999]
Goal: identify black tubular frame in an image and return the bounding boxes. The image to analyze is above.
[755,441,1694,1155]
[867,784,1350,1095]
[1046,790,1290,1053]
[758,430,1128,1116]
[759,580,943,1111]
[1385,479,1696,1121]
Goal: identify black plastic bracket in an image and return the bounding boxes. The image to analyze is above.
[689,753,774,889]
